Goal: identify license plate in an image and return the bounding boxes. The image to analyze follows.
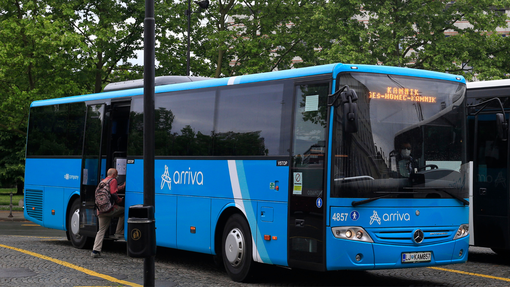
[401,252,431,263]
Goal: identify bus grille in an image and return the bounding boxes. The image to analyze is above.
[25,189,43,222]
[370,227,456,245]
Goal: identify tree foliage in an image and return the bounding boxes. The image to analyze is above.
[1,0,510,189]
[319,0,510,80]
[49,0,146,91]
[156,0,356,77]
[0,0,85,134]
[0,0,86,190]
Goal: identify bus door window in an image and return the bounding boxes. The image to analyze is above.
[108,103,130,188]
[80,104,106,237]
[289,81,329,266]
[475,114,508,216]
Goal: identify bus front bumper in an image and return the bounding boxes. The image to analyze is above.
[326,234,469,270]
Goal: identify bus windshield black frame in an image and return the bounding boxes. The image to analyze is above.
[331,72,468,200]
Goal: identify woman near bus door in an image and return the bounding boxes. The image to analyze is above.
[91,168,126,258]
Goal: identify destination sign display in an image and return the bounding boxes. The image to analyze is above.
[369,86,437,103]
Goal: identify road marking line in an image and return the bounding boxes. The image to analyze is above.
[0,243,142,287]
[429,266,510,282]
[10,235,65,239]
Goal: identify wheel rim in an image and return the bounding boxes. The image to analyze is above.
[225,228,244,267]
[70,208,81,237]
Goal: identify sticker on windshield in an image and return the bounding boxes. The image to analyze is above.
[316,198,323,208]
[305,95,319,112]
[293,172,302,195]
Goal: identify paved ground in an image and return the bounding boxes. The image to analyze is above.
[0,235,176,287]
[3,233,510,287]
[3,210,510,286]
[0,210,232,286]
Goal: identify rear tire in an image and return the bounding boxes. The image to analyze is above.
[67,199,92,249]
[222,213,253,282]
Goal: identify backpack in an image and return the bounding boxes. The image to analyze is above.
[95,178,114,213]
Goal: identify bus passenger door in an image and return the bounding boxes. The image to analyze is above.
[471,113,510,249]
[107,102,131,188]
[288,81,329,271]
[79,104,107,237]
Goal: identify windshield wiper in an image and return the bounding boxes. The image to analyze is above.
[436,189,469,206]
[402,187,469,206]
[351,194,393,207]
[351,188,469,207]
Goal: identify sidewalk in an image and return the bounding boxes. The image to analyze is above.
[0,209,27,222]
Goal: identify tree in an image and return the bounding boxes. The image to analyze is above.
[49,0,146,92]
[156,0,222,77]
[0,0,90,191]
[156,1,354,77]
[0,130,25,194]
[318,0,510,80]
[0,0,86,134]
[218,0,339,75]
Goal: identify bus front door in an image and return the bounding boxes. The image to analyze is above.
[472,113,510,251]
[288,81,329,271]
[79,104,107,237]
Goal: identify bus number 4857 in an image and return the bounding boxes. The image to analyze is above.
[332,213,349,221]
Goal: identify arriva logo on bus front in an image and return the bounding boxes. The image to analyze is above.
[160,165,204,190]
[370,210,411,225]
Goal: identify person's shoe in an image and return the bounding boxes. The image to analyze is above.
[91,250,101,258]
[113,234,124,240]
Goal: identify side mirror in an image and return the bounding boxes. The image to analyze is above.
[341,89,358,133]
[343,102,358,133]
[496,113,508,141]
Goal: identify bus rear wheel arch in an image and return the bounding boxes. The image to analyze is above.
[67,198,92,249]
[221,213,254,282]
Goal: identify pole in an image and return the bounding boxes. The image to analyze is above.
[8,191,13,218]
[187,0,191,76]
[144,0,156,285]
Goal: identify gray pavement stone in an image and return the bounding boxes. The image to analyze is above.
[0,234,242,286]
[2,232,510,286]
[0,268,36,278]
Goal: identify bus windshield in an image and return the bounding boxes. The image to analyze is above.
[332,72,468,200]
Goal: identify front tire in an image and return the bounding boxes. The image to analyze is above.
[222,214,253,282]
[67,199,92,249]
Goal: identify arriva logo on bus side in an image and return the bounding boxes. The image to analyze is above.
[160,165,204,190]
[370,210,411,225]
[64,174,79,180]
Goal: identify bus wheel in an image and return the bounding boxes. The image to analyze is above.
[222,214,253,282]
[67,199,92,249]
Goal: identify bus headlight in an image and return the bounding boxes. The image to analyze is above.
[332,226,373,243]
[453,224,469,239]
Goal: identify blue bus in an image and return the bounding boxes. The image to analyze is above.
[24,63,470,281]
[467,79,510,255]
